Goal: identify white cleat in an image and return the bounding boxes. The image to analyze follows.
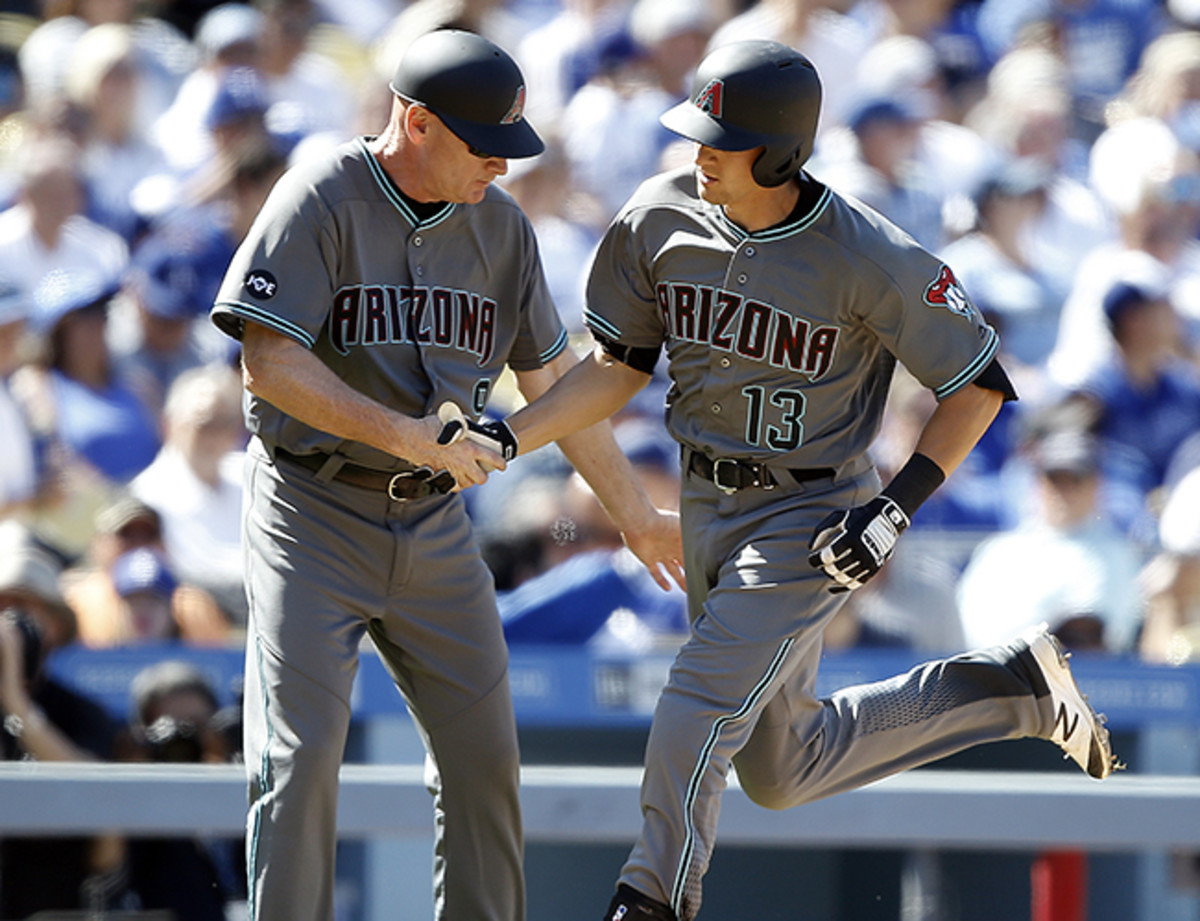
[1021,623,1122,779]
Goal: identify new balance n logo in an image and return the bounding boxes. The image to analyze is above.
[1054,702,1079,742]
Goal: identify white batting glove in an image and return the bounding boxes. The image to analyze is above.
[807,496,910,593]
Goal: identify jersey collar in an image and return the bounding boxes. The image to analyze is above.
[713,175,832,243]
[359,137,457,229]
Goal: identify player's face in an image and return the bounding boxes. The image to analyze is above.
[692,144,763,206]
[425,116,509,204]
[693,143,798,232]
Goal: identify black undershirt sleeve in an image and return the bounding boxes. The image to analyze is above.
[593,332,660,375]
[972,356,1019,402]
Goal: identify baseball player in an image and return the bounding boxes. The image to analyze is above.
[210,30,682,921]
[461,41,1119,921]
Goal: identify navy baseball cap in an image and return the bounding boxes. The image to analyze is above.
[389,30,544,159]
[30,269,121,336]
[1101,278,1168,330]
[112,547,178,600]
[206,66,267,131]
[127,238,214,320]
[1035,430,1099,477]
[846,96,920,134]
[972,157,1052,211]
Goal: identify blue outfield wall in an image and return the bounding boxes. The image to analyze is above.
[35,643,1200,921]
[45,642,1200,733]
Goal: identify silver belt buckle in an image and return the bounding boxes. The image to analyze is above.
[712,458,740,495]
[387,471,416,501]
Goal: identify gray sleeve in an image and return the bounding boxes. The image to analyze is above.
[211,167,336,348]
[583,208,667,350]
[862,248,1000,401]
[503,213,569,370]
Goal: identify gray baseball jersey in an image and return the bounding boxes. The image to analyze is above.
[212,137,566,921]
[584,165,997,468]
[214,137,567,466]
[583,169,1054,921]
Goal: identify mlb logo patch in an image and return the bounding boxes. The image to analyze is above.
[694,78,724,118]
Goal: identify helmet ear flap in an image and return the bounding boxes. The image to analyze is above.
[752,144,806,188]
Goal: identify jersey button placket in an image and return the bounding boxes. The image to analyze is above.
[735,241,756,286]
[411,234,424,277]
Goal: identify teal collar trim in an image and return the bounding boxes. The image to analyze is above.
[715,180,832,243]
[358,137,456,229]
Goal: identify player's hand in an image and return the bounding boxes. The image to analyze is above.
[807,496,909,593]
[622,508,686,593]
[409,413,505,492]
[437,402,519,463]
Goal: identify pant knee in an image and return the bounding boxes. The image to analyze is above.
[428,682,520,790]
[735,760,803,811]
[739,777,794,811]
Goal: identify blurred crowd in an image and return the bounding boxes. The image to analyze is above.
[2,0,1200,910]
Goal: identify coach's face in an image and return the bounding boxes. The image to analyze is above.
[421,111,509,204]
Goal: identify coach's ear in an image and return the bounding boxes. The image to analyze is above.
[402,102,433,146]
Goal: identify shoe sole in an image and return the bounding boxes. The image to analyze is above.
[1022,623,1120,779]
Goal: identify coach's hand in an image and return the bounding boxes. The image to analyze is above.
[807,496,910,593]
[408,412,505,492]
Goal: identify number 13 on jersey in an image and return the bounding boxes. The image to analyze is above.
[742,385,806,451]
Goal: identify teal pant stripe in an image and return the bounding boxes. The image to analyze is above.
[670,636,795,916]
[246,635,276,921]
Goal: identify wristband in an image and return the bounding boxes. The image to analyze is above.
[880,453,945,519]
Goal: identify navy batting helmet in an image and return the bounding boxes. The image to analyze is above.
[660,40,822,188]
[390,29,544,159]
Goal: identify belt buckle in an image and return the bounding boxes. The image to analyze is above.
[712,458,741,494]
[387,470,418,501]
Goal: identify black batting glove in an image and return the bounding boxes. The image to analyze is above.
[807,496,910,593]
[462,417,518,461]
[436,402,519,460]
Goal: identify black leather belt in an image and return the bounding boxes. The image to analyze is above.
[686,451,834,493]
[274,449,444,500]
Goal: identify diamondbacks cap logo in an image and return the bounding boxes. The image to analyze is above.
[694,78,724,118]
[923,264,973,318]
[245,269,278,300]
[501,85,526,124]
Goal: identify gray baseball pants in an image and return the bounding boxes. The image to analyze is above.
[618,463,1052,920]
[241,439,523,921]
